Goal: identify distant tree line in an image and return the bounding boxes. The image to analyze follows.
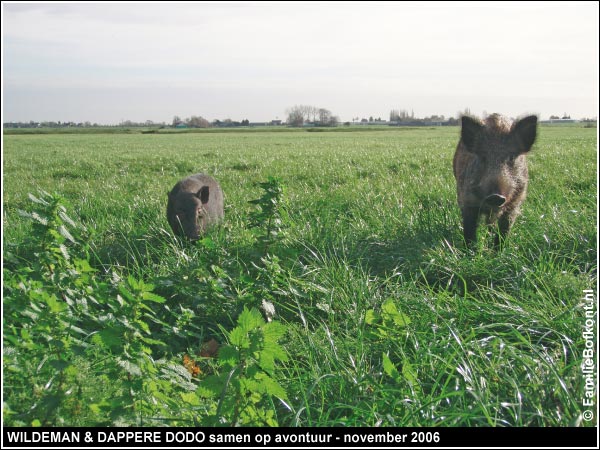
[386,109,457,125]
[285,105,339,127]
[3,120,106,129]
[3,120,171,129]
[171,116,253,128]
[172,115,211,128]
[5,110,595,130]
[213,119,250,127]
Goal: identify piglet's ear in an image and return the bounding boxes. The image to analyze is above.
[461,116,484,152]
[512,115,537,153]
[197,186,210,204]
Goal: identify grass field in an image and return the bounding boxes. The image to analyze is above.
[2,125,597,426]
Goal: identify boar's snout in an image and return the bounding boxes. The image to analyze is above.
[483,194,506,208]
[184,221,201,242]
[172,207,201,241]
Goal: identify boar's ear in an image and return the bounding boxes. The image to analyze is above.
[197,186,210,204]
[461,116,484,152]
[512,115,537,153]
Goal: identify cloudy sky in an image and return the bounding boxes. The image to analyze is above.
[2,2,598,124]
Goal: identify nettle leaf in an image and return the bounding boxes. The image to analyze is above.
[141,292,166,303]
[381,298,399,316]
[218,345,240,367]
[141,281,156,293]
[196,385,217,400]
[138,335,166,347]
[381,298,411,327]
[382,353,420,392]
[21,328,32,341]
[138,303,156,314]
[262,321,287,343]
[73,258,95,274]
[126,275,141,291]
[19,210,49,226]
[28,192,50,206]
[89,399,111,415]
[240,377,262,397]
[237,307,265,333]
[162,362,192,382]
[402,361,420,392]
[264,341,288,363]
[365,309,379,325]
[117,358,142,376]
[382,353,401,382]
[57,244,71,261]
[254,372,288,400]
[57,225,76,244]
[198,374,226,398]
[92,329,123,350]
[125,275,155,294]
[57,209,77,228]
[117,287,134,304]
[228,328,249,349]
[259,351,276,374]
[45,294,68,314]
[180,392,201,406]
[133,277,155,293]
[135,320,150,334]
[48,230,66,245]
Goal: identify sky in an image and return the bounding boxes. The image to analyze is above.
[2,1,598,124]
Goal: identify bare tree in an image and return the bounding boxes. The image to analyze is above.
[307,105,319,123]
[286,105,305,127]
[317,108,338,126]
[318,108,332,126]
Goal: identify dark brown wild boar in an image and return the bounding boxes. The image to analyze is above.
[167,173,224,240]
[453,113,538,248]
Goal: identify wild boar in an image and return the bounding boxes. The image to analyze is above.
[167,173,224,240]
[453,113,538,248]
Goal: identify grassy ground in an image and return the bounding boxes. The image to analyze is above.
[2,125,597,426]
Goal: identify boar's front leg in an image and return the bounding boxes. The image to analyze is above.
[462,206,479,247]
[494,213,513,250]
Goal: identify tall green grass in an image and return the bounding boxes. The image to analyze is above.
[2,125,596,426]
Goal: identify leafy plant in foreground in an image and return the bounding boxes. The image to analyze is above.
[249,176,288,255]
[365,299,420,395]
[196,307,289,426]
[3,192,104,425]
[3,192,172,425]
